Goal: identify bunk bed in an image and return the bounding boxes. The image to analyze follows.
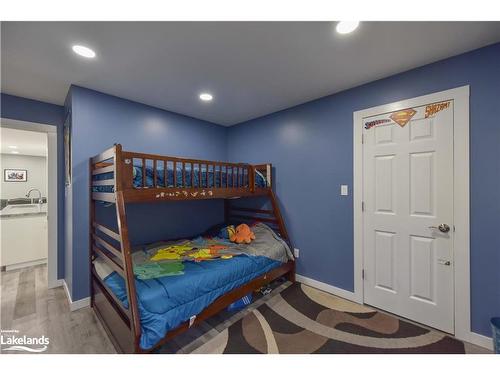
[89,144,295,353]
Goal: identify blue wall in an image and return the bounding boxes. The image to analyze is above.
[227,43,500,336]
[67,86,228,300]
[1,93,66,278]
[2,42,498,337]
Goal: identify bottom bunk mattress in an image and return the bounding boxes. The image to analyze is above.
[93,223,293,350]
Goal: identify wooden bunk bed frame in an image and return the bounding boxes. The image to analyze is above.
[89,144,295,353]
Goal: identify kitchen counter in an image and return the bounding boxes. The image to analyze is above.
[0,203,47,218]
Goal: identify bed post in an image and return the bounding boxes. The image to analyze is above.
[268,189,295,283]
[114,144,142,352]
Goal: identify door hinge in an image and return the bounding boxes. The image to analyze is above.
[362,201,365,212]
[362,269,365,279]
[361,134,364,144]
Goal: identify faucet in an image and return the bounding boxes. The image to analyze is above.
[26,188,43,204]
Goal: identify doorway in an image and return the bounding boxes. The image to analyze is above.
[353,86,470,341]
[0,118,59,288]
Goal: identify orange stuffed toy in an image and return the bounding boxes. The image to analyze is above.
[230,224,256,244]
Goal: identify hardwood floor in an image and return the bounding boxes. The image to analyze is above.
[1,264,116,353]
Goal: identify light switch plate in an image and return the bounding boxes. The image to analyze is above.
[341,185,349,196]
[293,248,300,258]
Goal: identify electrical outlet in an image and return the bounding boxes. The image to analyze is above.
[293,248,300,258]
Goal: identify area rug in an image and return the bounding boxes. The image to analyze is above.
[191,282,465,354]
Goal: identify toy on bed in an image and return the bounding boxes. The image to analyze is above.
[230,223,256,244]
[218,225,236,239]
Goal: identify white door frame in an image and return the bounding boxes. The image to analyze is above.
[1,118,60,289]
[353,86,471,343]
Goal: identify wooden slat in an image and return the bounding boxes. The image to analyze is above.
[190,163,194,188]
[269,189,289,241]
[141,158,146,187]
[198,164,202,188]
[163,160,167,188]
[206,165,210,188]
[249,166,255,192]
[92,146,115,164]
[93,222,121,242]
[92,192,116,203]
[95,161,113,169]
[123,187,268,202]
[92,179,115,186]
[182,162,186,187]
[153,159,157,188]
[92,233,122,260]
[173,161,177,187]
[92,245,124,276]
[210,164,214,188]
[92,165,115,175]
[229,214,278,223]
[92,269,131,320]
[122,150,232,167]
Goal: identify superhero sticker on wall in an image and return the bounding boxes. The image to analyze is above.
[389,108,417,127]
[425,101,451,118]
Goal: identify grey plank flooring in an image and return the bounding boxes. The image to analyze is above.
[1,264,116,354]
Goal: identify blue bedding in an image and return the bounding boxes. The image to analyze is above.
[93,165,268,193]
[103,255,281,350]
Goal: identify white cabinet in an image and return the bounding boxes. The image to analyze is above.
[1,214,48,268]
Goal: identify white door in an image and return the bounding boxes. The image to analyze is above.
[363,100,454,333]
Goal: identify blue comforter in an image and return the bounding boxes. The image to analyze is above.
[103,255,281,350]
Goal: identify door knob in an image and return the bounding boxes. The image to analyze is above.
[429,224,450,233]
[438,259,451,266]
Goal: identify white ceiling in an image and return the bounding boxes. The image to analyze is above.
[2,22,500,126]
[0,127,47,157]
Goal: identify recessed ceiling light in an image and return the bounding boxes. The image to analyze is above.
[336,21,360,34]
[8,145,18,149]
[72,45,96,58]
[11,151,19,154]
[199,93,213,102]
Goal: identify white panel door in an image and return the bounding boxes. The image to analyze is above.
[363,101,454,333]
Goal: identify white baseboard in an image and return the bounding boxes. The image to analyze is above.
[462,331,494,351]
[62,280,90,312]
[296,274,362,304]
[48,279,64,289]
[5,258,47,271]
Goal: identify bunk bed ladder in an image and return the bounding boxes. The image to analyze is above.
[90,144,142,353]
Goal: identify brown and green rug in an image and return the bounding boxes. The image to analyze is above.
[190,282,465,354]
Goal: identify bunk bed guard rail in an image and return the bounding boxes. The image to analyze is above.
[90,144,272,203]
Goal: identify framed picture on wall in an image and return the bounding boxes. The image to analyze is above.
[4,169,28,182]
